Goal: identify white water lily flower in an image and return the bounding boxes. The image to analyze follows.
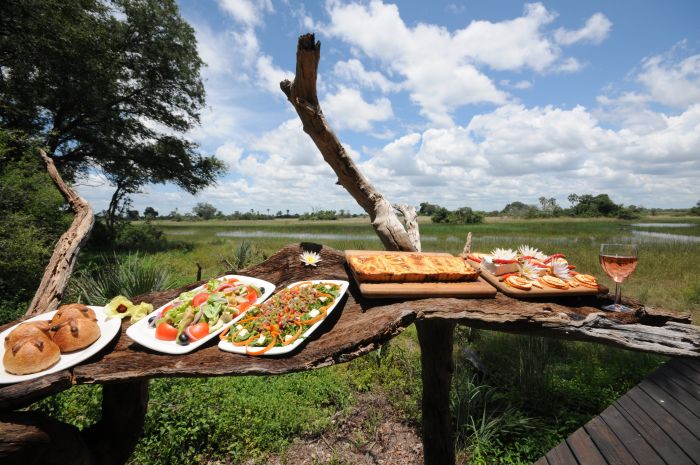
[490,248,518,260]
[300,250,322,267]
[518,245,547,261]
[519,261,547,280]
[551,258,572,280]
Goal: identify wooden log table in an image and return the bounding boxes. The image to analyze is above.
[1,243,698,465]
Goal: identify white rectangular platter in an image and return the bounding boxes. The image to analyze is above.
[126,275,275,355]
[218,279,349,356]
[0,306,121,384]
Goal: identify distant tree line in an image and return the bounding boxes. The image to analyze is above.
[418,203,484,224]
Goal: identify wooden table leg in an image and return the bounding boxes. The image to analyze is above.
[82,380,149,465]
[416,319,456,465]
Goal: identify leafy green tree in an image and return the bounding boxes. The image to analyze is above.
[568,193,620,217]
[501,201,537,218]
[419,202,441,216]
[143,206,159,220]
[690,201,700,216]
[0,0,225,229]
[0,130,71,323]
[192,202,218,220]
[449,207,484,224]
[430,207,450,223]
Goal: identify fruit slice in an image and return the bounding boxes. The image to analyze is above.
[540,275,569,289]
[505,275,532,290]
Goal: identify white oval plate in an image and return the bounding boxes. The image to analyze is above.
[0,306,121,384]
[218,279,349,356]
[126,275,275,355]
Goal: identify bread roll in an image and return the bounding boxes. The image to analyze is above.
[50,303,97,326]
[3,335,60,375]
[4,321,52,349]
[50,317,101,352]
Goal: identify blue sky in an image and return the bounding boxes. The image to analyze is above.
[78,0,700,215]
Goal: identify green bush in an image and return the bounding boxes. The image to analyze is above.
[68,252,179,305]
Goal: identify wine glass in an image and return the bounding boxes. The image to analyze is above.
[599,243,639,312]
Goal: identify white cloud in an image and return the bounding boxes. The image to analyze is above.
[638,52,700,108]
[217,0,273,27]
[323,86,394,131]
[256,55,293,95]
[333,59,400,93]
[555,12,612,46]
[323,2,606,126]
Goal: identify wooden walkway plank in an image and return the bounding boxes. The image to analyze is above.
[647,367,700,415]
[545,441,578,465]
[566,429,607,465]
[665,360,700,401]
[624,386,700,463]
[533,456,550,465]
[598,405,665,465]
[615,393,695,465]
[676,358,700,375]
[637,378,700,435]
[584,415,640,465]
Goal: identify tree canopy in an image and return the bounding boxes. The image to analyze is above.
[0,0,225,225]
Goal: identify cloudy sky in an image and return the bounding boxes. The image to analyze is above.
[79,0,700,215]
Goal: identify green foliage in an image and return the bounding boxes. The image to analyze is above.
[219,241,267,272]
[192,202,219,220]
[299,209,338,220]
[418,202,441,216]
[431,206,484,224]
[567,193,621,217]
[501,201,537,218]
[0,131,71,323]
[68,252,179,305]
[130,372,352,464]
[690,201,700,216]
[0,0,225,227]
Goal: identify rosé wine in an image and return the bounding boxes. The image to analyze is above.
[599,254,638,283]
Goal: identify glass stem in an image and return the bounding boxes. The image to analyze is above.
[614,282,622,310]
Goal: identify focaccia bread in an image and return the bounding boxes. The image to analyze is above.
[348,254,478,283]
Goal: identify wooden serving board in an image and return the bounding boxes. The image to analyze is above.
[345,250,496,299]
[466,258,608,298]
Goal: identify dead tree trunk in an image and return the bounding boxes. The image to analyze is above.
[25,149,94,316]
[280,34,417,253]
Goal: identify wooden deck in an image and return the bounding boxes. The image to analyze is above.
[536,358,700,465]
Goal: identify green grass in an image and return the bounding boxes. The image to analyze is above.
[26,216,700,464]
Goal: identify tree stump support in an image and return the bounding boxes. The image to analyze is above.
[417,319,456,465]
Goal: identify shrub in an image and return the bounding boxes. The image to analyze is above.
[68,252,179,305]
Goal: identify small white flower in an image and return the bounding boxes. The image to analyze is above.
[551,258,572,280]
[490,248,518,260]
[300,250,322,267]
[518,245,547,261]
[519,261,547,280]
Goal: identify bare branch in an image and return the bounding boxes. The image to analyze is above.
[281,33,416,252]
[393,204,421,251]
[25,149,94,316]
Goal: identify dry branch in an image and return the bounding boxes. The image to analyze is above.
[25,149,94,316]
[280,34,415,252]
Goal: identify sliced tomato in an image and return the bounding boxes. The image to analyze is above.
[493,258,519,264]
[237,301,252,313]
[185,322,209,341]
[466,254,481,263]
[155,322,178,340]
[246,286,259,304]
[192,292,210,307]
[160,304,174,317]
[226,278,239,285]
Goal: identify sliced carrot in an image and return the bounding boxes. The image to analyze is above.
[281,323,303,346]
[246,336,277,356]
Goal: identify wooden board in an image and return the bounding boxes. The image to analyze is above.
[466,258,608,298]
[345,250,496,299]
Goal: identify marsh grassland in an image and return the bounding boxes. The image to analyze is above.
[35,216,700,464]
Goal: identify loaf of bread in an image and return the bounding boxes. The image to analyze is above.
[4,321,52,349]
[348,254,478,283]
[3,335,60,375]
[50,303,97,326]
[50,317,101,352]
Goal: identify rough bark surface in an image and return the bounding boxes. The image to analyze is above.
[280,34,415,252]
[25,149,94,316]
[394,203,421,251]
